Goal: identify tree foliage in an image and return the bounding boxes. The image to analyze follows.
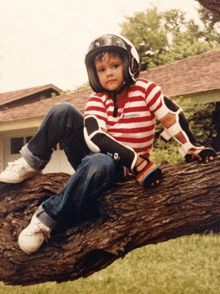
[120,6,220,70]
[120,7,168,70]
[75,81,91,91]
[198,6,220,44]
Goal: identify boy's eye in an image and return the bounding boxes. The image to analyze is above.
[97,68,105,73]
[112,63,121,69]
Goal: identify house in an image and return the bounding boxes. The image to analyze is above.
[140,49,220,151]
[0,50,219,174]
[0,84,62,110]
[0,86,93,174]
[0,84,66,173]
[140,49,220,104]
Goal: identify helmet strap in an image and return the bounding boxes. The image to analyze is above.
[112,93,118,117]
[108,81,127,117]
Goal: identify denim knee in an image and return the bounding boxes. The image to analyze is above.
[49,102,77,117]
[84,153,122,183]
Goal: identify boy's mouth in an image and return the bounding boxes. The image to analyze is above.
[107,79,117,83]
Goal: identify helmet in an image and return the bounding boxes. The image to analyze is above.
[85,34,140,93]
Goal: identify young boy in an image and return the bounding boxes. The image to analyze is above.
[0,34,216,254]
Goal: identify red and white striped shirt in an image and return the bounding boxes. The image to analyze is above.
[84,78,163,158]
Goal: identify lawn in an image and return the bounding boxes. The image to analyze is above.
[1,233,220,294]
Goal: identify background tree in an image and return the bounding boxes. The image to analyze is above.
[162,8,216,63]
[120,7,169,70]
[197,6,220,44]
[197,0,220,18]
[120,6,220,70]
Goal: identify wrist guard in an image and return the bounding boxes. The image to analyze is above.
[185,147,217,163]
[134,155,163,187]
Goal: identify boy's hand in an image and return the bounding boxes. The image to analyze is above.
[134,155,163,187]
[185,147,217,163]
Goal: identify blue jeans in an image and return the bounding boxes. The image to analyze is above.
[21,103,124,229]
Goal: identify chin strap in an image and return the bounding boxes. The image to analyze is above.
[108,82,128,117]
[110,93,118,117]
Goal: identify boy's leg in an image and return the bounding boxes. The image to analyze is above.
[21,102,91,171]
[41,153,124,226]
[18,153,124,253]
[0,103,91,183]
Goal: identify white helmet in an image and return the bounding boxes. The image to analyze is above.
[85,34,140,93]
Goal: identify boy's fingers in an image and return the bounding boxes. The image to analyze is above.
[151,180,160,186]
[206,156,214,162]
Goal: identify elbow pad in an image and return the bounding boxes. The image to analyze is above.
[84,115,137,170]
[155,96,203,156]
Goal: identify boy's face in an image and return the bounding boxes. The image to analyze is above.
[95,52,124,92]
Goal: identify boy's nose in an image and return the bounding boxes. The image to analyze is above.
[106,68,113,76]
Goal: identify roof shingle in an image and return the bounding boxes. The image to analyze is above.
[140,50,220,97]
[0,84,62,106]
[0,88,93,123]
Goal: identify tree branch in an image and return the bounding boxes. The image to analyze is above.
[197,0,220,17]
[0,155,220,286]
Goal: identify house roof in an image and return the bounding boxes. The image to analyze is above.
[0,88,93,123]
[0,50,219,124]
[140,49,220,97]
[0,84,62,106]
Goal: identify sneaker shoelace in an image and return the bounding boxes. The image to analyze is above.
[6,160,30,173]
[28,219,51,240]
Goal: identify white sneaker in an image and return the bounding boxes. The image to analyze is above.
[18,212,52,254]
[0,157,41,183]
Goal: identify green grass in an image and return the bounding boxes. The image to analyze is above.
[1,233,220,294]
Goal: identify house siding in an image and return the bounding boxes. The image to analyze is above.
[174,90,220,105]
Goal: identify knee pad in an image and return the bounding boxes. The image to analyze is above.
[155,96,202,156]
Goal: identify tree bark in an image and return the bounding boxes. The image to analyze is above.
[197,0,220,17]
[0,155,220,286]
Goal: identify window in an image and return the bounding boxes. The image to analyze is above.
[11,137,24,154]
[10,136,33,154]
[26,136,33,143]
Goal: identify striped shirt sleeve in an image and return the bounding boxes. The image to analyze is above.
[138,79,164,116]
[84,93,107,129]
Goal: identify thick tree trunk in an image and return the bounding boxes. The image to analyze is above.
[0,155,220,286]
[197,0,220,17]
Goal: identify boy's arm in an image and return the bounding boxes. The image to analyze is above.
[84,115,162,186]
[155,96,216,162]
[84,115,137,170]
